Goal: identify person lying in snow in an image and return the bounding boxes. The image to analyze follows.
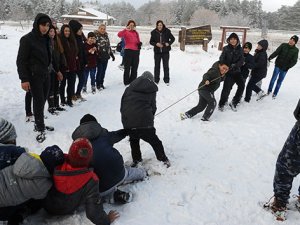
[43,138,119,225]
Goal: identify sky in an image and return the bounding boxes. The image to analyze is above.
[93,0,298,12]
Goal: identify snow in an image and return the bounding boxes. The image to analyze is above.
[0,24,300,225]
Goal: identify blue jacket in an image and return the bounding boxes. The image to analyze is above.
[72,121,126,193]
[0,144,26,170]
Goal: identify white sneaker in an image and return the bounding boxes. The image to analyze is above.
[257,91,266,101]
[180,113,189,120]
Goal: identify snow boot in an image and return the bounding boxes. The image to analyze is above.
[256,90,267,101]
[180,112,190,120]
[113,189,133,204]
[229,101,237,112]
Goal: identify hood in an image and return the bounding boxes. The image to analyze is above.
[13,153,50,178]
[53,162,98,194]
[32,13,51,34]
[226,32,240,46]
[258,40,268,51]
[128,74,158,94]
[72,121,108,141]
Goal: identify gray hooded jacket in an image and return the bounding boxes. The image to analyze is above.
[0,153,52,207]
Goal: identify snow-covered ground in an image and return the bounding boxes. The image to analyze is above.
[0,25,300,225]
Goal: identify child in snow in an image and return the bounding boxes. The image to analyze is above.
[244,40,269,102]
[43,138,119,225]
[180,61,229,121]
[267,99,300,214]
[120,72,170,167]
[0,118,65,224]
[83,32,98,94]
[72,114,147,204]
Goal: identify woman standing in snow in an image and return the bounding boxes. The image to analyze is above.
[118,20,141,85]
[95,24,115,90]
[150,20,175,85]
[59,24,78,107]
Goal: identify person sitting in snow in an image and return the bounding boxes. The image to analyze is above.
[43,138,119,225]
[180,61,229,121]
[120,71,170,168]
[0,117,65,225]
[72,114,147,204]
[267,99,300,214]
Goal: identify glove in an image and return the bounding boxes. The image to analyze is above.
[138,42,142,49]
[268,57,271,62]
[116,129,128,138]
[111,54,115,61]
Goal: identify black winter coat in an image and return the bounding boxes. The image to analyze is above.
[251,40,268,78]
[121,76,158,129]
[199,61,224,93]
[72,121,126,193]
[75,34,87,71]
[241,52,255,79]
[219,44,244,74]
[17,13,52,83]
[150,27,175,53]
[269,43,299,71]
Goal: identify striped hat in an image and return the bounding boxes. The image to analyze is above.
[0,118,17,144]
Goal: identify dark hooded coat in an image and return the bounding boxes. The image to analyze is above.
[251,40,269,78]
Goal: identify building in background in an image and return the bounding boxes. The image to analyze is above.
[61,8,116,26]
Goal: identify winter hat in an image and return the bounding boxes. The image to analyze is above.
[258,39,269,51]
[68,138,93,168]
[227,32,239,41]
[80,114,98,124]
[40,145,65,174]
[0,118,17,144]
[290,35,298,44]
[38,16,51,26]
[141,71,154,82]
[69,20,83,34]
[243,42,252,50]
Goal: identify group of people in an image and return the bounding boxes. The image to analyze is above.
[17,14,175,144]
[181,33,299,121]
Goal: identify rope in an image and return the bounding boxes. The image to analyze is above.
[155,76,223,117]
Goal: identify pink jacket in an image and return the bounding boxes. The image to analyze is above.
[118,29,140,51]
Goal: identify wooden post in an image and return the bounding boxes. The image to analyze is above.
[180,27,186,51]
[202,38,208,52]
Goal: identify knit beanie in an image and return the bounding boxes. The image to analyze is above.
[291,35,299,44]
[0,118,17,144]
[243,42,252,50]
[69,20,83,34]
[68,138,93,168]
[80,114,98,124]
[40,145,65,174]
[141,71,154,82]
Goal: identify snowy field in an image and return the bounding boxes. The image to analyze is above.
[0,25,300,224]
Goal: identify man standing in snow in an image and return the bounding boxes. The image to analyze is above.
[267,35,299,98]
[17,13,53,142]
[268,99,300,214]
[120,71,170,167]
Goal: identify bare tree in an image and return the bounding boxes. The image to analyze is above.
[190,7,219,26]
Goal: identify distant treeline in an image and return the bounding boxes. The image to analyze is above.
[1,0,300,30]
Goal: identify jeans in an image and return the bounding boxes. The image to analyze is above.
[268,66,287,96]
[83,67,97,88]
[96,59,108,87]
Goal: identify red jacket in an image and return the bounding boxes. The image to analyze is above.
[118,29,140,51]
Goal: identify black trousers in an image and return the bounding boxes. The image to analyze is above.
[244,74,265,102]
[30,75,50,131]
[128,127,168,162]
[186,90,216,119]
[47,71,60,109]
[219,72,245,107]
[60,72,76,103]
[123,49,140,85]
[25,91,32,116]
[154,52,170,83]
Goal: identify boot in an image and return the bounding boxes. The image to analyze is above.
[113,189,133,204]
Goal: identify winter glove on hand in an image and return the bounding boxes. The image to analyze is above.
[138,42,142,49]
[116,129,128,138]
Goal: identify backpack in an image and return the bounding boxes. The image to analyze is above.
[116,41,122,52]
